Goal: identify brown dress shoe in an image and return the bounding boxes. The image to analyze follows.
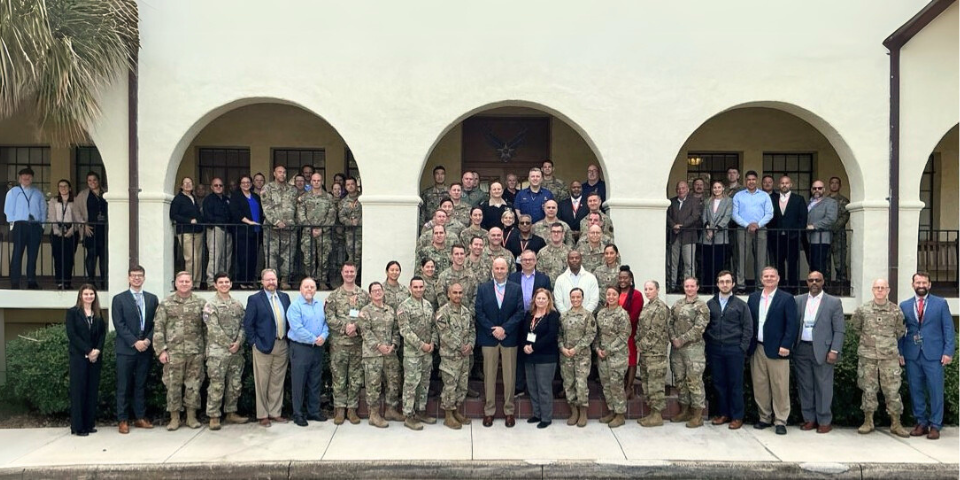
[259,418,272,428]
[711,416,729,425]
[927,427,940,440]
[505,415,516,428]
[910,424,929,436]
[800,421,818,431]
[816,424,833,434]
[133,419,154,429]
[728,419,744,430]
[269,416,288,423]
[118,421,130,434]
[482,415,494,427]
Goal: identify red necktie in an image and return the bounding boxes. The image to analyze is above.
[917,297,924,324]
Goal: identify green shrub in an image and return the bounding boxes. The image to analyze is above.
[5,324,71,415]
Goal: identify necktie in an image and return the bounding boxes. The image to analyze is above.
[135,292,145,332]
[917,297,924,324]
[272,295,285,339]
[495,284,505,308]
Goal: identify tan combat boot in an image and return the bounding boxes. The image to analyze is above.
[444,410,461,430]
[566,404,580,426]
[225,412,249,424]
[857,411,874,434]
[577,406,588,427]
[209,416,221,431]
[346,408,361,425]
[166,411,181,431]
[640,410,663,427]
[368,406,388,428]
[416,410,437,425]
[608,413,625,428]
[185,409,201,429]
[672,404,692,423]
[404,415,423,431]
[333,407,345,425]
[453,405,471,425]
[686,408,704,428]
[889,414,910,438]
[383,405,405,422]
[599,411,616,424]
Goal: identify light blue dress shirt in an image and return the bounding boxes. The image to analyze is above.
[732,188,773,228]
[286,295,329,344]
[4,184,47,223]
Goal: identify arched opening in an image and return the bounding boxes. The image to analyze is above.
[917,124,959,297]
[667,106,856,296]
[168,102,362,290]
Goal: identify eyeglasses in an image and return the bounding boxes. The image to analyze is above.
[812,187,824,191]
[212,184,224,187]
[519,221,532,225]
[806,278,823,283]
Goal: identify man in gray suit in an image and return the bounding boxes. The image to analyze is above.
[805,181,839,278]
[793,270,844,433]
[667,181,702,292]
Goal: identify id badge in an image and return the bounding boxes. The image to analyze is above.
[527,332,537,343]
[913,333,923,345]
[349,309,360,318]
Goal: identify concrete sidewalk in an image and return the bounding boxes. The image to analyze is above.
[0,423,956,478]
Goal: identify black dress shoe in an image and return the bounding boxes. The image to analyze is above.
[88,428,97,433]
[527,417,541,424]
[537,421,551,429]
[483,416,494,427]
[754,421,772,430]
[27,282,40,290]
[294,417,308,427]
[308,413,327,422]
[77,431,89,437]
[775,425,787,435]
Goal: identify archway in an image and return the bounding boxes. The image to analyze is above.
[916,124,959,297]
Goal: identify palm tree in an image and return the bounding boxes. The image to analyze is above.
[0,0,138,145]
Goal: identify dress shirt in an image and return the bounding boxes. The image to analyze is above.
[732,189,774,228]
[800,292,822,341]
[554,268,600,314]
[4,184,46,223]
[494,281,507,308]
[719,292,731,312]
[807,197,821,212]
[286,295,329,344]
[914,295,928,322]
[514,187,554,223]
[757,289,777,342]
[519,272,535,311]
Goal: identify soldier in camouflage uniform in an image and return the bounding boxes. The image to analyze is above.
[383,261,411,311]
[416,225,453,276]
[541,160,569,202]
[397,277,438,430]
[461,171,488,207]
[538,224,572,285]
[481,227,515,275]
[637,281,671,427]
[419,210,455,249]
[579,194,614,238]
[533,200,574,247]
[338,177,363,272]
[203,274,249,430]
[154,272,207,431]
[435,282,475,429]
[324,262,371,425]
[261,166,299,288]
[595,286,632,428]
[850,278,910,437]
[577,213,614,248]
[420,165,448,226]
[298,173,337,287]
[438,199,466,239]
[358,282,403,427]
[577,225,606,274]
[437,245,477,312]
[448,183,473,226]
[669,277,710,428]
[459,207,488,248]
[558,288,597,427]
[593,244,621,290]
[827,177,850,282]
[466,236,489,286]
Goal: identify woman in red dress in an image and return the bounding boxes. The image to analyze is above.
[617,266,644,400]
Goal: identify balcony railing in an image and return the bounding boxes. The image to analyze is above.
[665,226,852,296]
[917,229,958,297]
[1,221,108,290]
[171,222,361,290]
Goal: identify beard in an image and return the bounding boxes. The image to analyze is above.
[914,286,929,297]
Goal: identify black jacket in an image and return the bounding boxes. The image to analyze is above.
[505,230,546,260]
[111,290,158,356]
[520,310,560,364]
[170,192,203,233]
[229,190,264,236]
[705,294,753,354]
[202,193,232,224]
[66,306,106,357]
[558,197,588,232]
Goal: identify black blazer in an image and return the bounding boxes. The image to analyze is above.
[474,280,525,348]
[111,289,158,356]
[243,289,291,354]
[66,306,106,358]
[508,270,552,310]
[558,198,589,232]
[769,192,807,237]
[230,189,264,236]
[747,290,799,359]
[170,192,203,233]
[504,230,546,260]
[520,310,560,364]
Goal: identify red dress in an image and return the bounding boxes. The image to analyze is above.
[619,288,644,366]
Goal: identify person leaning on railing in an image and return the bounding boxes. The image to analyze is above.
[48,179,80,290]
[202,177,233,290]
[170,177,204,286]
[700,180,733,294]
[75,171,108,289]
[230,175,264,290]
[4,167,46,290]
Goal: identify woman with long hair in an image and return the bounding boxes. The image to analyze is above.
[701,180,733,293]
[66,284,106,436]
[230,175,264,289]
[419,258,440,311]
[617,266,644,399]
[48,179,79,289]
[521,288,560,428]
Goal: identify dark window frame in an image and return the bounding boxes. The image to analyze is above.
[1,145,52,195]
[762,152,815,197]
[197,147,252,190]
[685,152,741,186]
[919,153,936,230]
[74,145,106,190]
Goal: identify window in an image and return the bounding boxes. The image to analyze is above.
[344,147,360,184]
[763,153,814,195]
[1,146,52,194]
[273,148,325,181]
[685,152,740,185]
[919,154,935,230]
[75,146,106,190]
[198,147,251,189]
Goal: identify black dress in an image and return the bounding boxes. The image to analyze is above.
[66,306,106,434]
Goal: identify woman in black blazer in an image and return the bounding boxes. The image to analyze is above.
[230,175,265,288]
[521,288,560,428]
[66,284,106,436]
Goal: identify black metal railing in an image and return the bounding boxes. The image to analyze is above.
[665,226,852,296]
[917,229,958,297]
[1,221,108,290]
[171,222,361,290]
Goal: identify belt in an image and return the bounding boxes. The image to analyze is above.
[800,340,813,344]
[756,341,764,345]
[292,340,321,347]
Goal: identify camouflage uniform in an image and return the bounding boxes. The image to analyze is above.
[850,300,906,415]
[637,297,671,412]
[537,243,571,285]
[324,286,371,408]
[422,276,440,312]
[298,190,337,284]
[577,243,605,274]
[203,295,246,418]
[461,187,488,208]
[595,306,631,414]
[558,307,597,407]
[542,176,569,202]
[533,219,574,247]
[154,293,207,413]
[579,212,615,237]
[465,256,489,285]
[261,181,299,282]
[436,266,478,313]
[459,226,488,249]
[416,244,452,276]
[480,246,515,277]
[827,192,850,282]
[435,302,475,410]
[398,296,437,415]
[593,263,620,291]
[418,225,457,250]
[725,185,746,198]
[338,193,363,270]
[383,282,411,312]
[451,201,472,226]
[358,302,402,409]
[577,233,614,248]
[669,298,709,409]
[420,184,448,225]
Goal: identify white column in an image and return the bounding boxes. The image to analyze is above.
[102,191,129,303]
[139,192,175,297]
[847,200,889,305]
[359,194,421,285]
[606,198,671,288]
[897,202,924,301]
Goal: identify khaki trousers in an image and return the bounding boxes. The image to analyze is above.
[750,347,791,425]
[180,232,204,284]
[482,344,517,416]
[253,339,288,419]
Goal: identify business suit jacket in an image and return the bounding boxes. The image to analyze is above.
[509,270,552,309]
[66,306,106,358]
[474,280,525,348]
[899,295,956,362]
[747,290,799,359]
[230,189,264,234]
[667,195,702,245]
[111,290,158,356]
[794,293,844,364]
[558,198,589,232]
[806,197,838,245]
[701,197,733,245]
[243,289,292,354]
[769,192,807,238]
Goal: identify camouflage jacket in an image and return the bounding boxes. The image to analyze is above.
[461,187,488,208]
[594,306,631,357]
[323,286,371,346]
[261,181,298,227]
[579,212,614,237]
[297,190,337,228]
[421,184,448,219]
[542,176,569,202]
[593,263,620,291]
[827,193,850,231]
[203,295,245,357]
[451,201,472,226]
[154,293,206,357]
[558,307,597,353]
[397,296,437,356]
[383,282,411,312]
[338,194,362,227]
[465,256,489,286]
[480,246,515,276]
[459,226,488,249]
[537,243,571,284]
[577,243,605,274]
[422,277,440,311]
[435,302,475,358]
[669,298,709,349]
[850,300,905,360]
[533,218,574,247]
[638,297,671,357]
[416,244,452,276]
[358,302,401,358]
[436,266,478,310]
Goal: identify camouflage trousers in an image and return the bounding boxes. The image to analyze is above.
[344,228,362,271]
[330,343,363,408]
[640,355,668,412]
[301,231,332,284]
[598,352,628,414]
[265,227,296,281]
[163,353,205,412]
[439,356,470,410]
[560,351,592,407]
[670,344,706,408]
[829,230,847,281]
[402,354,432,416]
[205,353,244,418]
[857,357,903,415]
[362,354,401,408]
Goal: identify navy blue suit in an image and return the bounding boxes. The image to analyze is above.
[899,295,956,430]
[244,289,291,354]
[747,290,799,359]
[508,270,552,311]
[111,289,158,422]
[475,280,525,347]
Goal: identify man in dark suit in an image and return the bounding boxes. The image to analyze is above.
[112,265,158,434]
[475,257,525,428]
[768,176,807,293]
[705,270,753,430]
[747,266,798,435]
[667,181,702,292]
[509,250,552,395]
[792,271,844,433]
[899,271,955,440]
[243,268,291,427]
[558,181,588,240]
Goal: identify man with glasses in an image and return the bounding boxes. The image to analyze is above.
[805,181,838,278]
[537,223,572,285]
[533,200,574,248]
[792,271,843,433]
[112,265,158,433]
[243,268,291,427]
[506,214,546,267]
[826,177,850,283]
[203,177,233,290]
[582,164,606,203]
